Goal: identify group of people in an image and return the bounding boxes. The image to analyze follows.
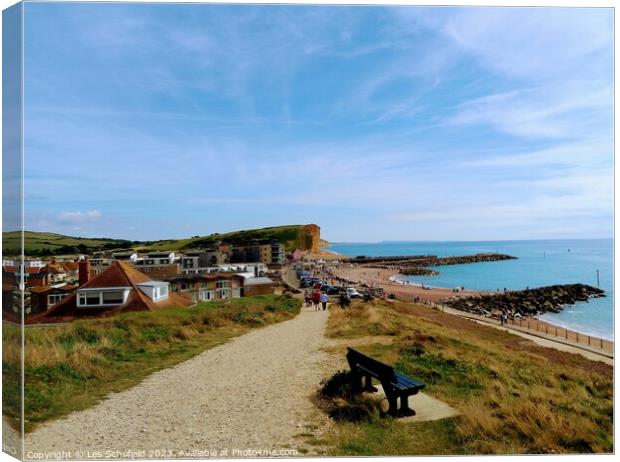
[303,289,329,311]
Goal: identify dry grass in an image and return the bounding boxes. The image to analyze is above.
[321,299,613,455]
[2,295,301,431]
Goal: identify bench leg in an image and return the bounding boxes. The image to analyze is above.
[386,394,399,417]
[363,375,378,393]
[350,370,363,391]
[397,394,416,417]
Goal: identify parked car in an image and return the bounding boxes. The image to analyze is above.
[346,288,363,299]
[321,284,340,294]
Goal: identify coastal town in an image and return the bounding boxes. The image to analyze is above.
[1,223,614,457]
[2,223,609,349]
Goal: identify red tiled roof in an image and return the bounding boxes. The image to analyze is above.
[2,266,43,274]
[30,284,78,294]
[61,262,79,271]
[27,261,192,324]
[80,261,152,289]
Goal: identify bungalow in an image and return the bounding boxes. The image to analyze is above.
[29,283,78,314]
[28,261,192,323]
[165,273,244,303]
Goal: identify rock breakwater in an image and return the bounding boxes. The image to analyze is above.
[441,283,605,317]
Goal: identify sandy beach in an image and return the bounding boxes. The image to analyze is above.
[332,265,488,302]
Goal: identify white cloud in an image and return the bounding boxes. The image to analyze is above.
[446,82,612,139]
[58,210,102,224]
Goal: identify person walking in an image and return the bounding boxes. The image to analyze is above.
[312,289,321,311]
[303,290,312,308]
[320,292,328,311]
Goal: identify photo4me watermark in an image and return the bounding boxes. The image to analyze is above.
[25,447,299,460]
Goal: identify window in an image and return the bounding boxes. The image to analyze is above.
[145,259,154,265]
[78,292,100,306]
[199,290,213,301]
[216,280,230,289]
[48,293,67,305]
[216,288,230,299]
[102,291,124,304]
[160,259,169,265]
[232,288,241,298]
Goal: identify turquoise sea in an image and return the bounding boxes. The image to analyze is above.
[328,239,614,340]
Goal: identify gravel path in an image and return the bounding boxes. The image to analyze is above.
[25,308,333,459]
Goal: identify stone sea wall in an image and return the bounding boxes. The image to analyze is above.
[358,253,517,276]
[441,283,605,317]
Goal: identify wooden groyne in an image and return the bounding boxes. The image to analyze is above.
[441,283,605,317]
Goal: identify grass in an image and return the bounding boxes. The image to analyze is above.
[141,224,305,252]
[320,299,613,455]
[5,224,309,256]
[2,230,136,256]
[2,294,300,431]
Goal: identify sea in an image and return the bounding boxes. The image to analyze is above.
[327,239,614,341]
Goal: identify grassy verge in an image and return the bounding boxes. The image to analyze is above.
[316,299,612,455]
[2,295,300,432]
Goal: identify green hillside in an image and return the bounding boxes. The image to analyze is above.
[2,231,137,257]
[140,225,305,252]
[3,225,310,256]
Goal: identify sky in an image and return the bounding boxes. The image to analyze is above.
[10,2,614,242]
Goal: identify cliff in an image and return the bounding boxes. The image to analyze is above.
[296,224,321,252]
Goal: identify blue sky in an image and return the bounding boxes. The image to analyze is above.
[16,3,614,242]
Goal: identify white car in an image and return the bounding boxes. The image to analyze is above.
[346,288,363,299]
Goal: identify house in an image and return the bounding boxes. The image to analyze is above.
[215,263,267,278]
[29,284,78,314]
[165,273,244,303]
[133,251,181,278]
[27,261,192,323]
[111,252,139,262]
[180,249,228,272]
[2,265,49,288]
[2,282,16,317]
[2,257,46,268]
[243,276,276,296]
[40,264,69,284]
[59,261,80,280]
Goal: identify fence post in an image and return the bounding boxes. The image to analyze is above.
[588,336,591,346]
[555,326,558,336]
[565,329,568,340]
[545,325,548,334]
[576,332,579,343]
[601,338,603,349]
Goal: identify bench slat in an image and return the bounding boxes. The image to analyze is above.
[347,347,425,394]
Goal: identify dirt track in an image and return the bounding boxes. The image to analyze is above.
[25,308,333,459]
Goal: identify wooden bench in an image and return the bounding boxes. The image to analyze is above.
[346,347,425,417]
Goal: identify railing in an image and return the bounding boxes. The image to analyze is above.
[422,301,613,354]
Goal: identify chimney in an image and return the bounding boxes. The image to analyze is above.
[78,260,91,286]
